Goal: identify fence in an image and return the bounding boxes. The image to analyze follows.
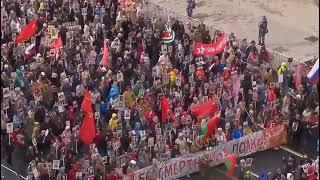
[142,0,301,71]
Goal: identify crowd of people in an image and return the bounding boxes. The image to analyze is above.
[0,0,319,179]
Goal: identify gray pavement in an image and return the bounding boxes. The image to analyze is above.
[151,0,319,61]
[1,139,315,180]
[189,148,309,180]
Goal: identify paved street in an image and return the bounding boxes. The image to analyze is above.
[1,144,28,180]
[152,0,319,61]
[0,145,315,180]
[190,147,309,180]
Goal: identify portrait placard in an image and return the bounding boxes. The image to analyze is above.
[6,123,13,133]
[148,137,155,147]
[52,160,60,170]
[161,45,167,54]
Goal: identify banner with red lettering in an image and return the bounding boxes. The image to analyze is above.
[124,125,285,180]
[193,33,227,56]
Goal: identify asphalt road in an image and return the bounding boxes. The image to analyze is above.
[1,144,28,180]
[188,147,308,180]
[0,146,314,180]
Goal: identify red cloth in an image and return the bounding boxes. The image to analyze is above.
[225,154,237,177]
[81,90,93,113]
[200,113,220,144]
[221,69,230,81]
[79,112,96,145]
[79,89,96,145]
[308,174,317,180]
[101,42,108,67]
[68,106,75,126]
[190,100,218,120]
[309,115,319,125]
[50,36,63,50]
[106,174,120,180]
[145,110,156,128]
[15,19,37,44]
[144,110,155,122]
[67,167,77,180]
[266,120,277,129]
[193,34,227,56]
[161,96,170,122]
[267,88,276,102]
[11,130,23,146]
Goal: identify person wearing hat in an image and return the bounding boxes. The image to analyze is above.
[175,132,187,154]
[232,125,243,140]
[245,40,258,60]
[108,113,118,130]
[278,62,289,93]
[123,86,136,108]
[278,62,288,77]
[215,127,227,145]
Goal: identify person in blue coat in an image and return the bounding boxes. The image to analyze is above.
[232,126,244,140]
[107,82,120,101]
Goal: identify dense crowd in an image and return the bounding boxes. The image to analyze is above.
[0,0,319,179]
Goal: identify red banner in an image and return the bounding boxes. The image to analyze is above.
[193,33,227,56]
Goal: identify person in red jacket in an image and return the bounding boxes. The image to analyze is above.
[11,127,25,147]
[67,163,79,180]
[67,106,75,127]
[144,107,156,129]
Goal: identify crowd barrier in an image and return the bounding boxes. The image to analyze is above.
[142,0,301,71]
[123,125,286,180]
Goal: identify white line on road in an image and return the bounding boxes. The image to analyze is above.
[1,164,27,180]
[279,146,314,161]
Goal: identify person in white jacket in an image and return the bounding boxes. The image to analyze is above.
[215,128,227,145]
[157,52,172,69]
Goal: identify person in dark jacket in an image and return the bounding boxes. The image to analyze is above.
[258,16,268,45]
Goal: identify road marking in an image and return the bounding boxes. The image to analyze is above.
[280,146,315,161]
[249,171,259,178]
[1,164,27,180]
[280,146,304,158]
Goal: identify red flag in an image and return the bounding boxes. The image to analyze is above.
[200,113,221,144]
[190,100,218,120]
[50,36,63,58]
[79,111,96,145]
[50,36,63,50]
[100,42,108,67]
[224,154,237,177]
[81,90,92,113]
[193,33,227,56]
[15,19,37,44]
[161,96,170,122]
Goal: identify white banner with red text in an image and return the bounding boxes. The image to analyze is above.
[124,125,286,180]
